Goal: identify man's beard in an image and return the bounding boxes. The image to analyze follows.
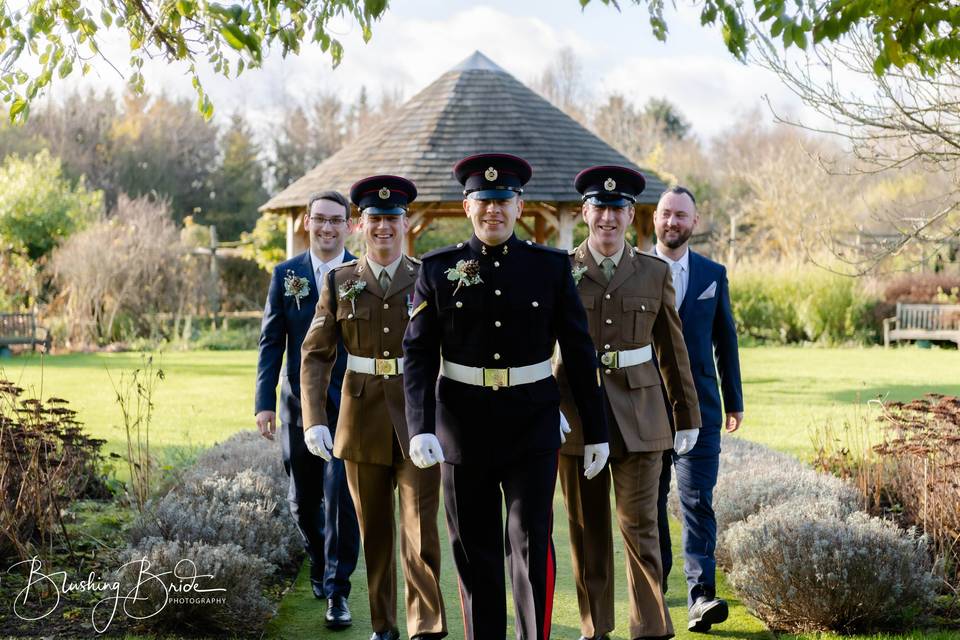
[661,227,692,249]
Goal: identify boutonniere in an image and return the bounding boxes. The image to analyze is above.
[338,279,366,314]
[572,264,588,286]
[283,270,311,310]
[445,259,482,296]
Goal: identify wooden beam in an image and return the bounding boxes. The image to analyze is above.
[516,218,535,237]
[535,215,548,244]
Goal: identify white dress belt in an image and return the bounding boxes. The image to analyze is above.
[346,354,404,376]
[598,344,653,369]
[440,358,553,389]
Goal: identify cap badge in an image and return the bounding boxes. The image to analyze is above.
[378,187,390,200]
[484,167,498,182]
[604,178,616,191]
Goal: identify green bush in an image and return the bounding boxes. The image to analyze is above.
[729,263,877,344]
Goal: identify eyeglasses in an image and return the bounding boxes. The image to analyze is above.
[309,216,347,227]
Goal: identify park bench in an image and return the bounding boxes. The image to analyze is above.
[883,303,960,348]
[0,312,51,353]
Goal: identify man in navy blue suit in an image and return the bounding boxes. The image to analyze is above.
[653,186,744,634]
[255,191,360,629]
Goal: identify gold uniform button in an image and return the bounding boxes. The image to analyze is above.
[605,369,612,374]
[605,294,611,300]
[456,301,463,308]
[494,261,500,267]
[495,289,502,296]
[641,304,646,311]
[605,319,613,325]
[347,313,354,319]
[492,384,500,391]
[526,240,533,245]
[383,327,390,333]
[383,350,390,357]
[532,301,539,308]
[457,242,464,248]
[494,321,502,327]
[383,303,390,310]
[604,343,611,349]
[493,353,501,360]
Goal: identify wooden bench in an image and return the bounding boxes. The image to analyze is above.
[0,313,51,353]
[883,303,960,347]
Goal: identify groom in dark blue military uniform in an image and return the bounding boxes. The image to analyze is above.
[403,153,609,640]
[255,190,360,629]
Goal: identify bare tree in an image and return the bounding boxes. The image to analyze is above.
[51,195,188,347]
[754,28,960,272]
[533,47,589,125]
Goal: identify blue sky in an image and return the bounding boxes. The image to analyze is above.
[55,1,815,141]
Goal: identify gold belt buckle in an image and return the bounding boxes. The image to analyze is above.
[600,351,619,368]
[375,358,398,376]
[483,368,509,388]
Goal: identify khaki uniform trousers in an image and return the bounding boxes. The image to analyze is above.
[559,440,672,639]
[344,441,446,637]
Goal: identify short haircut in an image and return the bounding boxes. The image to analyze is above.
[659,185,697,206]
[306,190,350,217]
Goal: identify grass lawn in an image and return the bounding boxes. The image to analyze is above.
[2,345,957,639]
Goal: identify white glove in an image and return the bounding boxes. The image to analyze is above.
[559,411,571,444]
[305,425,333,461]
[583,442,610,480]
[674,429,699,455]
[409,433,445,468]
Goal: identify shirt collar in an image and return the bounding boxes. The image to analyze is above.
[654,245,689,272]
[366,254,403,281]
[310,249,346,275]
[587,241,625,267]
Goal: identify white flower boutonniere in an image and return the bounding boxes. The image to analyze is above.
[338,279,366,314]
[445,259,482,296]
[283,270,311,310]
[572,264,588,286]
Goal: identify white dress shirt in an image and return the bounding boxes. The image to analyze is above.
[654,246,689,309]
[310,249,346,289]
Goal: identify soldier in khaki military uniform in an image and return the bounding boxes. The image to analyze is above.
[301,175,446,640]
[556,166,702,640]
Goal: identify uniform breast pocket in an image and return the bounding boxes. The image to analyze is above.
[336,304,370,348]
[513,297,554,349]
[580,295,597,335]
[623,296,659,343]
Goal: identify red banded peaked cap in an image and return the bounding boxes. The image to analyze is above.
[454,153,533,199]
[349,175,418,215]
[574,165,646,206]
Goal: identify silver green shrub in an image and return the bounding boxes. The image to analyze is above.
[186,430,287,497]
[130,470,300,571]
[113,537,275,634]
[722,503,936,633]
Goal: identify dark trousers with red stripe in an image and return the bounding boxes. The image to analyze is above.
[442,451,558,640]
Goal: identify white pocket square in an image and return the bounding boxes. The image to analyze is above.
[697,281,717,300]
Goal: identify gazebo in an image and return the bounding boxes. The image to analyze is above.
[260,51,668,257]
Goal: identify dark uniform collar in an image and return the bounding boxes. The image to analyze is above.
[468,233,521,257]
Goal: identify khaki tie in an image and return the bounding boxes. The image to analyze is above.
[600,258,616,282]
[379,270,391,293]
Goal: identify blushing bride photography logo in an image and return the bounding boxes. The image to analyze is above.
[6,555,227,633]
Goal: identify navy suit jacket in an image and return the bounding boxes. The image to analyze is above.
[673,250,743,430]
[255,249,355,428]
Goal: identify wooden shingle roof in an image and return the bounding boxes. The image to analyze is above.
[260,51,667,212]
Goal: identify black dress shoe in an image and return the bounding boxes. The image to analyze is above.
[411,633,447,640]
[310,579,325,600]
[688,595,728,633]
[325,595,352,629]
[579,636,610,640]
[370,630,399,640]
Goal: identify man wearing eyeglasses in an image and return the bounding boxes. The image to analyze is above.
[556,166,701,640]
[255,191,360,629]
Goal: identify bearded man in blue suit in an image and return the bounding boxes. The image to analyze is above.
[255,191,360,630]
[653,186,744,634]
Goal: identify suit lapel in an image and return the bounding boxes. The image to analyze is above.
[679,250,700,322]
[299,252,320,306]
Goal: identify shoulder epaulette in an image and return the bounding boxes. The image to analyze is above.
[638,251,668,265]
[333,259,359,271]
[522,239,568,255]
[422,243,467,260]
